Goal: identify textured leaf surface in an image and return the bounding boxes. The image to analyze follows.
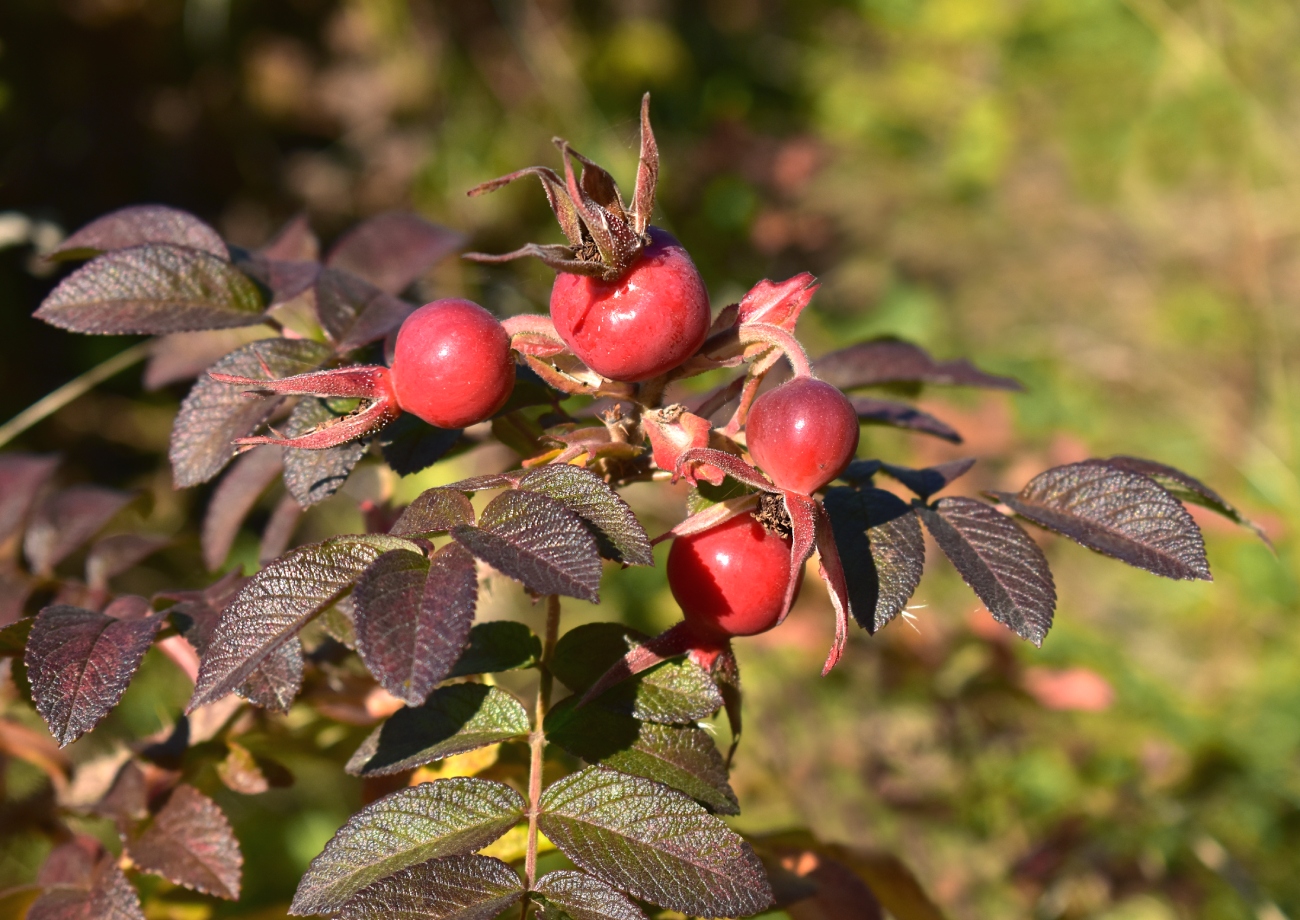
[189,534,412,710]
[919,498,1056,645]
[26,605,164,746]
[354,545,477,705]
[452,490,602,602]
[538,767,772,918]
[315,267,415,349]
[378,415,463,477]
[551,623,722,723]
[23,486,132,577]
[127,784,242,899]
[534,870,649,920]
[390,488,476,536]
[1104,455,1270,547]
[281,398,369,506]
[334,854,523,920]
[991,461,1211,580]
[36,244,265,334]
[27,856,145,920]
[851,397,962,443]
[0,453,59,547]
[347,683,530,776]
[170,338,330,487]
[880,458,976,502]
[326,213,464,295]
[546,699,737,813]
[290,778,525,915]
[448,621,542,677]
[201,446,283,571]
[815,338,1021,391]
[519,465,653,565]
[823,488,925,633]
[49,205,228,261]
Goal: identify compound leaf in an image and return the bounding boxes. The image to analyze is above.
[354,545,478,705]
[390,488,476,536]
[27,855,145,920]
[546,699,737,814]
[347,683,530,777]
[170,338,331,488]
[333,854,523,920]
[452,490,602,602]
[188,534,412,711]
[816,338,1021,391]
[290,778,525,915]
[823,487,925,633]
[851,397,962,443]
[0,453,60,548]
[990,461,1212,581]
[1104,455,1270,548]
[519,465,653,566]
[538,767,772,918]
[550,623,722,723]
[26,604,165,746]
[533,870,649,920]
[281,398,369,507]
[919,498,1056,646]
[326,213,464,295]
[36,244,265,334]
[126,784,241,899]
[23,486,132,577]
[49,205,228,261]
[448,621,542,677]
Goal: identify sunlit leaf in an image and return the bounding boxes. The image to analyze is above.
[333,854,523,920]
[390,488,476,536]
[326,213,465,295]
[126,784,242,899]
[538,767,773,918]
[823,488,925,633]
[448,621,542,677]
[1104,455,1270,548]
[281,398,368,507]
[315,267,414,349]
[519,464,653,566]
[23,486,132,577]
[533,870,649,920]
[49,205,228,261]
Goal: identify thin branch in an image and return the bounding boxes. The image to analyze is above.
[522,594,561,916]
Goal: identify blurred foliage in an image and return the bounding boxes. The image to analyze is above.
[2,0,1299,918]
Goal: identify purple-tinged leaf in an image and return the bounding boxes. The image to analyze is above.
[534,870,649,920]
[27,855,144,920]
[839,459,883,485]
[519,465,653,566]
[259,494,303,565]
[919,497,1056,646]
[36,245,265,335]
[852,397,962,443]
[49,205,228,262]
[280,398,369,507]
[315,267,415,350]
[346,683,530,777]
[546,698,738,814]
[232,252,320,306]
[881,458,976,502]
[0,454,59,549]
[233,640,303,713]
[37,836,103,887]
[538,766,773,918]
[143,328,276,391]
[326,213,465,295]
[441,473,520,492]
[23,486,132,577]
[260,213,320,262]
[354,544,478,706]
[0,568,33,627]
[452,490,603,602]
[1104,455,1271,548]
[170,338,331,488]
[125,784,242,899]
[290,778,525,915]
[990,461,1212,581]
[448,621,541,678]
[333,854,523,920]
[85,534,169,592]
[201,446,283,571]
[188,534,413,711]
[390,488,475,536]
[823,488,925,633]
[25,604,165,746]
[377,415,464,477]
[816,338,1022,391]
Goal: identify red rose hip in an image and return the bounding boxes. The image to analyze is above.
[390,298,515,429]
[549,227,710,382]
[667,513,803,641]
[746,377,859,495]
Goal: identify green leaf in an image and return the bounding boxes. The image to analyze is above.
[518,465,653,566]
[290,778,526,915]
[346,684,530,777]
[538,767,772,918]
[35,244,266,334]
[188,534,414,711]
[448,621,542,678]
[334,854,524,920]
[550,623,722,723]
[546,699,737,814]
[533,870,648,920]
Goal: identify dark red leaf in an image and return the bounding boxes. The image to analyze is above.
[389,488,476,535]
[354,544,478,706]
[25,604,165,746]
[822,488,925,634]
[232,252,321,305]
[27,855,145,920]
[919,497,1056,646]
[49,205,228,262]
[85,534,169,592]
[23,486,132,577]
[36,244,266,335]
[315,267,416,350]
[851,397,962,443]
[326,213,464,295]
[452,490,602,602]
[377,415,464,477]
[37,836,103,887]
[880,458,976,501]
[533,870,650,920]
[1104,455,1271,548]
[816,338,1022,391]
[201,446,283,571]
[126,784,242,899]
[0,453,59,549]
[281,398,369,507]
[990,461,1212,581]
[259,213,320,262]
[333,854,523,920]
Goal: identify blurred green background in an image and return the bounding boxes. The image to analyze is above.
[1,0,1298,918]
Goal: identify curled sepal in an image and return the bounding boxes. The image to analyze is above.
[575,621,699,711]
[780,492,820,628]
[502,313,568,358]
[676,447,775,492]
[812,501,852,675]
[651,493,760,546]
[737,273,819,332]
[644,406,722,486]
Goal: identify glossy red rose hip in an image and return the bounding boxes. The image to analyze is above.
[390,298,515,429]
[549,227,710,382]
[746,377,859,495]
[667,513,803,641]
